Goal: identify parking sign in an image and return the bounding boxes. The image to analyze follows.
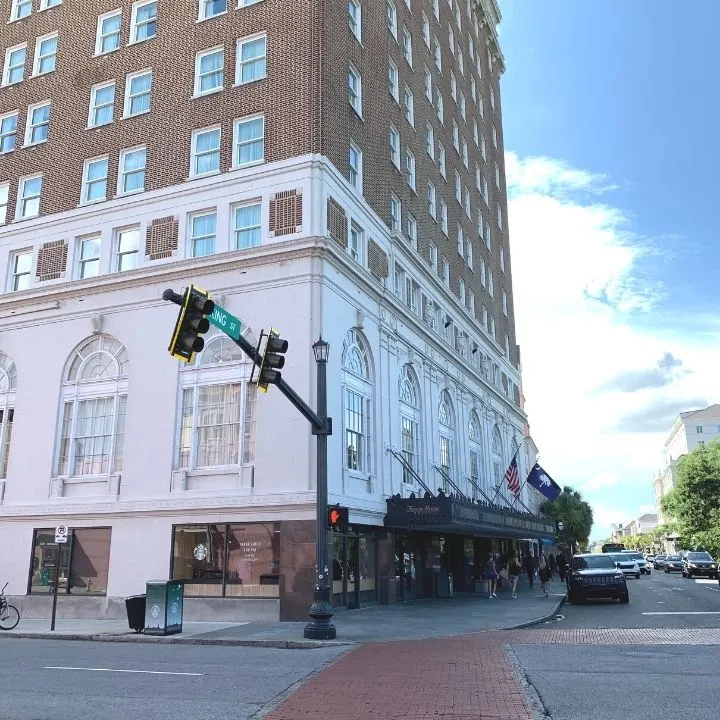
[55,525,68,544]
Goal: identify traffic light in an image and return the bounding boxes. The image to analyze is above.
[256,327,288,392]
[164,285,215,363]
[327,505,349,532]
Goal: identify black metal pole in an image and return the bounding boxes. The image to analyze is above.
[50,543,61,631]
[304,352,336,639]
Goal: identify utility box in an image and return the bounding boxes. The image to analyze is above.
[144,580,184,636]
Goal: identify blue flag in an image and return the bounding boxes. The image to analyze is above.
[526,463,562,501]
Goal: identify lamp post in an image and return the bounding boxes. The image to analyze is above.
[304,336,336,640]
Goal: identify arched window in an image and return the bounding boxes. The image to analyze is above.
[177,332,257,469]
[56,335,129,477]
[0,351,17,479]
[438,389,456,489]
[342,329,373,473]
[399,364,421,485]
[491,424,505,502]
[468,409,483,499]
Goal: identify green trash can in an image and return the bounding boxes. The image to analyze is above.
[144,580,184,636]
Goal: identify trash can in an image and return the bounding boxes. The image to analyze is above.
[125,595,146,633]
[144,580,184,636]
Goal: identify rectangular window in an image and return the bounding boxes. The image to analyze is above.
[390,194,401,232]
[124,70,152,117]
[696,425,703,434]
[459,278,466,305]
[429,243,438,271]
[403,85,414,125]
[349,141,362,191]
[488,269,494,298]
[349,0,361,40]
[471,76,477,102]
[88,82,115,127]
[433,35,441,70]
[115,227,140,271]
[450,71,457,102]
[195,48,224,95]
[387,0,397,39]
[81,156,109,204]
[3,44,26,86]
[349,222,363,264]
[118,147,146,194]
[17,175,42,219]
[427,180,436,219]
[191,126,221,176]
[489,315,495,338]
[457,223,464,257]
[467,241,473,270]
[497,203,503,231]
[406,213,417,248]
[500,247,505,272]
[349,65,362,114]
[199,0,227,20]
[190,211,217,257]
[422,13,430,48]
[0,112,18,154]
[77,235,101,279]
[402,26,412,66]
[424,66,432,101]
[33,34,58,75]
[442,258,449,287]
[490,86,496,110]
[455,170,461,203]
[425,122,434,159]
[388,59,399,102]
[473,120,479,146]
[0,183,9,225]
[433,0,439,20]
[436,89,444,124]
[405,148,415,190]
[24,102,51,146]
[469,290,475,314]
[495,161,500,187]
[10,250,32,291]
[345,389,366,471]
[130,0,157,44]
[11,0,32,20]
[458,49,464,75]
[233,202,262,249]
[233,115,264,166]
[438,142,446,178]
[502,289,508,316]
[440,199,448,235]
[481,132,486,160]
[492,122,498,148]
[448,27,455,57]
[236,34,267,84]
[389,124,400,168]
[0,406,14,479]
[462,138,469,169]
[96,10,122,54]
[463,186,471,217]
[401,416,417,484]
[460,92,466,121]
[452,120,460,152]
[440,435,451,477]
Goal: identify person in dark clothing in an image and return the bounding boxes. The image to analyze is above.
[557,551,567,582]
[524,553,534,587]
[548,553,556,580]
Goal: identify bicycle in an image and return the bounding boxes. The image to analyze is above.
[0,582,20,631]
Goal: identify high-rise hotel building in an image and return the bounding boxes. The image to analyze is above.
[0,0,548,622]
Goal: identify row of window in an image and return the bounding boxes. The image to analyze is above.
[0,114,264,225]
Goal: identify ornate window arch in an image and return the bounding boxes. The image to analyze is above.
[56,335,129,478]
[491,424,505,502]
[176,330,257,470]
[467,408,484,499]
[399,364,422,486]
[0,351,17,479]
[342,329,374,474]
[438,389,456,490]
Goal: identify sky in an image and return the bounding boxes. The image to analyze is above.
[497,1,720,541]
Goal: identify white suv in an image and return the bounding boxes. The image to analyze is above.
[609,553,641,579]
[621,550,651,575]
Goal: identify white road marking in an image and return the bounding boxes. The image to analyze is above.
[693,579,717,585]
[642,612,720,616]
[43,666,203,676]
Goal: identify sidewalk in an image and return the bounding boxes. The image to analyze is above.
[0,576,566,648]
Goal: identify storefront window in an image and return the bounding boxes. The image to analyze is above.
[359,536,376,603]
[29,527,111,595]
[171,522,280,598]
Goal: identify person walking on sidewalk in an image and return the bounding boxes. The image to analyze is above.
[509,554,522,598]
[557,550,567,582]
[485,552,498,598]
[524,553,535,588]
[538,554,550,597]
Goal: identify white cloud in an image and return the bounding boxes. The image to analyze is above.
[506,152,720,539]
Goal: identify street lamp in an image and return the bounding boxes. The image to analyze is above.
[304,336,336,640]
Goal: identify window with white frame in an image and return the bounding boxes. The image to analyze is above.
[436,89,444,124]
[0,352,16,479]
[3,44,26,86]
[479,258,486,286]
[438,390,456,486]
[194,48,224,95]
[88,81,115,127]
[387,0,397,39]
[405,148,415,190]
[442,257,449,287]
[177,335,257,469]
[497,202,503,230]
[33,34,58,76]
[492,122,498,148]
[348,0,361,41]
[478,210,484,242]
[478,94,484,118]
[24,102,51,146]
[114,226,140,271]
[459,91,466,121]
[481,132,486,160]
[130,0,157,44]
[55,336,129,478]
[482,176,488,204]
[495,161,500,187]
[96,10,122,55]
[77,235,101,279]
[467,241,473,270]
[389,124,400,167]
[9,249,32,291]
[462,138,468,168]
[452,120,459,152]
[485,222,491,250]
[471,76,476,102]
[488,314,495,338]
[463,186,470,217]
[349,222,363,264]
[450,71,457,101]
[454,170,461,203]
[233,201,262,249]
[424,66,432,101]
[422,13,430,48]
[448,26,455,55]
[342,330,373,475]
[468,409,483,498]
[502,289,507,316]
[433,35,441,70]
[454,2,461,27]
[399,364,421,486]
[199,0,227,21]
[11,0,31,20]
[500,247,505,272]
[458,49,464,75]
[468,289,475,315]
[349,141,362,191]
[390,193,401,232]
[0,112,18,154]
[473,120,479,146]
[438,142,446,177]
[388,59,399,102]
[81,156,109,204]
[482,305,487,326]
[429,243,438,271]
[402,26,412,66]
[425,122,434,159]
[406,213,417,249]
[458,278,466,305]
[440,199,448,235]
[236,34,266,84]
[427,180,436,219]
[16,174,42,219]
[124,70,152,117]
[349,65,362,114]
[403,85,414,125]
[456,223,464,256]
[504,334,510,359]
[433,0,439,20]
[490,86,495,110]
[233,115,264,166]
[191,126,221,176]
[118,147,146,194]
[189,210,217,257]
[488,269,494,297]
[475,163,481,192]
[0,183,9,225]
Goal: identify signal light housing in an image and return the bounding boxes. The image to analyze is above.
[327,504,349,532]
[257,327,289,392]
[165,285,215,363]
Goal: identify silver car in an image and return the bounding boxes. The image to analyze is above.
[609,553,641,579]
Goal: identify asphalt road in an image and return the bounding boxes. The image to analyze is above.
[557,566,720,628]
[0,640,346,720]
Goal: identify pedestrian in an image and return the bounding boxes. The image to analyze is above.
[538,555,550,597]
[485,552,497,598]
[557,551,567,582]
[524,553,534,587]
[509,554,522,599]
[548,553,556,580]
[494,553,503,589]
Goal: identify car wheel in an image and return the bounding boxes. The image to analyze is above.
[687,572,693,579]
[620,593,629,604]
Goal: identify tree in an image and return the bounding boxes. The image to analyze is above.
[661,440,720,557]
[540,486,594,552]
[622,533,654,552]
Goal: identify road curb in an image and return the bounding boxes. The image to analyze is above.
[501,594,566,631]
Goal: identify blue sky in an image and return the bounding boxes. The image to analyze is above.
[497,1,720,539]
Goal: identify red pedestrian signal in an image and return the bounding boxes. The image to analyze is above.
[327,505,348,532]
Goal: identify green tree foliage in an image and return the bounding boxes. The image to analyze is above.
[622,533,654,551]
[540,486,594,550]
[661,440,720,557]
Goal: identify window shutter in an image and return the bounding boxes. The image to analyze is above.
[36,239,68,281]
[269,189,303,237]
[327,197,348,247]
[145,216,179,260]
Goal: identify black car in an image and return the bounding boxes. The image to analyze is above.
[566,553,629,604]
[682,551,719,579]
[664,555,683,572]
[653,555,667,570]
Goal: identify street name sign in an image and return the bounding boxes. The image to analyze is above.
[208,304,243,341]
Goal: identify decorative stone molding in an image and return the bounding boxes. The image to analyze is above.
[49,477,64,498]
[91,314,104,335]
[355,308,365,329]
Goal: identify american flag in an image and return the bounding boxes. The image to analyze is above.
[504,456,521,497]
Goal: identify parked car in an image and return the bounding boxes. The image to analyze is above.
[664,555,683,573]
[566,553,629,604]
[653,555,667,570]
[608,553,641,579]
[646,554,656,565]
[621,550,651,575]
[682,551,718,579]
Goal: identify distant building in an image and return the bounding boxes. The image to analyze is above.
[623,513,658,536]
